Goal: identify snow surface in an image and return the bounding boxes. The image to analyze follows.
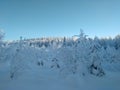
[0,60,120,90]
[1,32,120,90]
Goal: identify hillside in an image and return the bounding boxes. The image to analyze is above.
[0,32,120,90]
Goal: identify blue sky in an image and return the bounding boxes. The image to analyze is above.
[0,0,120,40]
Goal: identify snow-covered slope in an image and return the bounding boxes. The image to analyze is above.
[0,61,120,90]
[0,32,120,90]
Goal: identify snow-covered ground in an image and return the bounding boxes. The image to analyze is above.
[0,61,120,90]
[1,32,120,90]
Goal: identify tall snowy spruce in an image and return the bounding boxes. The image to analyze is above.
[73,30,105,77]
[88,37,105,77]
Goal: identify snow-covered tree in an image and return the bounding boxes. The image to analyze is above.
[56,46,77,75]
[89,53,105,77]
[2,30,120,79]
[114,35,120,50]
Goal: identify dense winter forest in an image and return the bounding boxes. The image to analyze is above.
[0,30,120,90]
